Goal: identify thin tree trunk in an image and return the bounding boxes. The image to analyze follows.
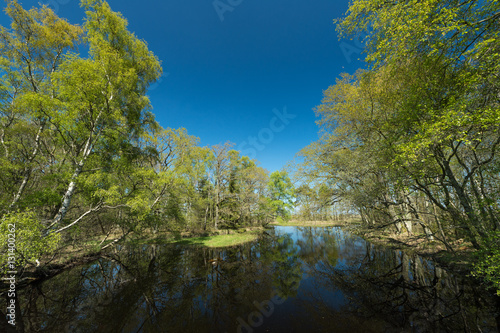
[215,185,220,230]
[50,133,94,227]
[407,194,433,241]
[50,161,84,227]
[445,160,485,234]
[54,204,101,234]
[10,121,46,209]
[432,201,454,252]
[204,206,209,230]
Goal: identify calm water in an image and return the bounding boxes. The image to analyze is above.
[3,226,499,332]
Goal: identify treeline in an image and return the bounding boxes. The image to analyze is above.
[0,1,294,272]
[298,0,500,293]
[292,183,355,222]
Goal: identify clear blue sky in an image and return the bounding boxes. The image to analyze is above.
[1,0,365,172]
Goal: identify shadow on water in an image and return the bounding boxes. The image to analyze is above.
[2,226,499,332]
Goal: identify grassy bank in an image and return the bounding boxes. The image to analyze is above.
[31,228,264,268]
[171,231,260,247]
[116,227,264,248]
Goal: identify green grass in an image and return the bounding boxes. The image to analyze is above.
[75,228,263,250]
[171,231,260,248]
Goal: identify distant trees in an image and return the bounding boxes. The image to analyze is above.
[294,183,348,221]
[299,0,500,293]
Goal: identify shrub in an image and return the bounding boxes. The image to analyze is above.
[0,210,60,273]
[472,231,500,295]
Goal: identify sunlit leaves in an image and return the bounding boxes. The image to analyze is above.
[302,0,500,255]
[0,210,60,271]
[473,231,500,295]
[268,171,295,222]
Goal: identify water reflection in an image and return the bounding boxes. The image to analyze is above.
[2,226,499,332]
[307,231,500,332]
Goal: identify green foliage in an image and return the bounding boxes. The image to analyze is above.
[0,210,60,272]
[0,0,276,273]
[299,0,500,256]
[164,190,186,227]
[473,232,500,295]
[268,171,295,222]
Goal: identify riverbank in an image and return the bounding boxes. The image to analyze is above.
[0,227,265,291]
[129,227,263,248]
[353,225,477,273]
[271,219,361,227]
[57,227,266,265]
[273,220,478,274]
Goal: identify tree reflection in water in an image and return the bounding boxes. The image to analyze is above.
[3,227,499,332]
[305,230,499,333]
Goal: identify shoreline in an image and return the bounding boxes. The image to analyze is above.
[0,227,265,292]
[272,220,478,274]
[141,228,263,248]
[1,222,483,293]
[270,219,361,228]
[352,226,478,274]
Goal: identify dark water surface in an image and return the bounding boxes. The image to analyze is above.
[4,226,500,332]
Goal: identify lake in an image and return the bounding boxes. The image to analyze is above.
[4,226,500,332]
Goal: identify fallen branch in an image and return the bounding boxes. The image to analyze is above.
[101,229,132,250]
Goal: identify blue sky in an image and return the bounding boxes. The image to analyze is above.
[1,0,365,172]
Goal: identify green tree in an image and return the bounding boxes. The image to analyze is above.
[336,0,500,246]
[0,0,163,268]
[48,0,162,229]
[209,142,233,230]
[0,0,82,212]
[298,0,500,289]
[268,170,295,222]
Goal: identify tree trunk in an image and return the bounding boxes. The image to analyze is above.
[204,206,209,231]
[407,195,433,241]
[50,161,83,228]
[442,158,485,244]
[10,121,45,209]
[50,132,94,228]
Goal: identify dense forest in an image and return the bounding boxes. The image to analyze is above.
[0,1,294,274]
[297,0,500,294]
